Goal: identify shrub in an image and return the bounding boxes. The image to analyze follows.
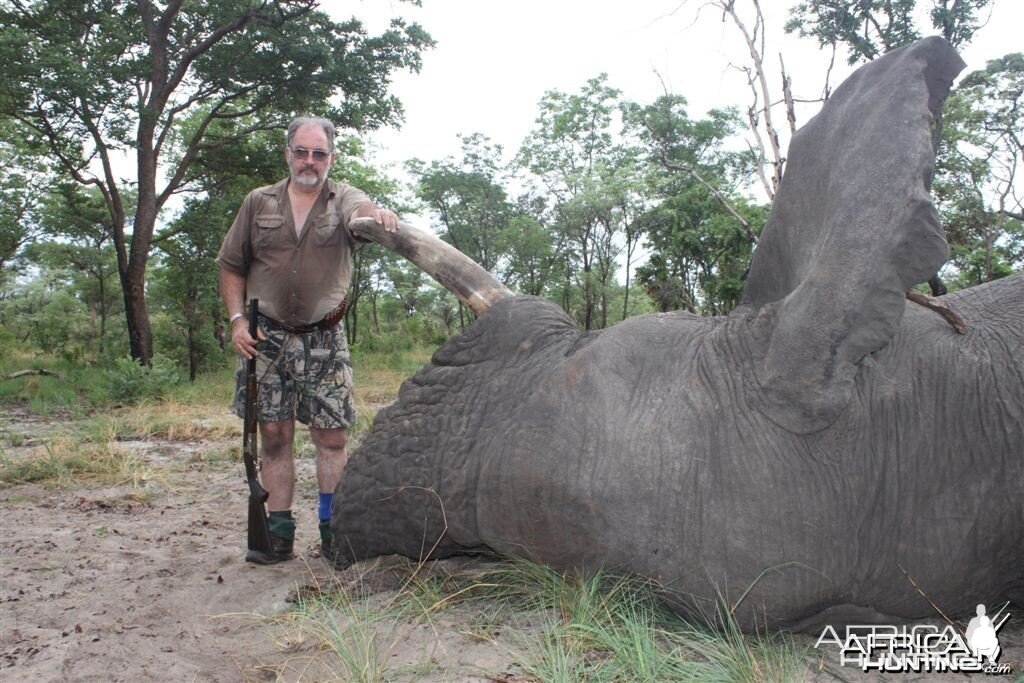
[103,353,184,403]
[151,311,225,378]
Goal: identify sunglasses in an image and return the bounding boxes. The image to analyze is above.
[289,146,331,162]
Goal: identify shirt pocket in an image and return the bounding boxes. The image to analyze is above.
[314,212,342,247]
[255,213,285,248]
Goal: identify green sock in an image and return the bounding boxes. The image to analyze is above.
[319,519,332,543]
[268,510,295,540]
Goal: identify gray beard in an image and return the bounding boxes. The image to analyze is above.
[291,169,324,187]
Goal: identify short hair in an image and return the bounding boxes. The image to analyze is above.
[286,116,336,151]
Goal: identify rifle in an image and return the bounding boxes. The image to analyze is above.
[242,298,275,563]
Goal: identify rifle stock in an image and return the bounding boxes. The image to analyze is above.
[243,298,275,562]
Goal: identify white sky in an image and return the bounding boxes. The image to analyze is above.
[350,0,1023,185]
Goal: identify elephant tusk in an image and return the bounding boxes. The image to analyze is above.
[349,217,514,317]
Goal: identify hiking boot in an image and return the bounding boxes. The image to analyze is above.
[245,534,294,565]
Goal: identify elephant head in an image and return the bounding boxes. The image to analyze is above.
[336,36,1023,630]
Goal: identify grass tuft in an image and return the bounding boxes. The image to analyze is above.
[0,437,157,490]
[89,400,240,443]
[255,556,809,682]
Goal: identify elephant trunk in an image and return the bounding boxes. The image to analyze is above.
[350,217,513,316]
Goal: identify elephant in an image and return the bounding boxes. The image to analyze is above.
[332,36,1023,631]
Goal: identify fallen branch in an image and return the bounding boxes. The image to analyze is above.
[905,291,967,334]
[5,369,58,380]
[897,562,960,631]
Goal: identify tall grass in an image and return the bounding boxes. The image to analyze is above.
[0,357,112,414]
[264,556,810,682]
[286,586,397,683]
[0,345,438,489]
[351,345,434,406]
[0,437,157,491]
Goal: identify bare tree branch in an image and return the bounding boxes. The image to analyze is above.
[779,53,796,136]
[658,149,759,245]
[718,0,784,198]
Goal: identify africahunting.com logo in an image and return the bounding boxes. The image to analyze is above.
[814,603,1013,675]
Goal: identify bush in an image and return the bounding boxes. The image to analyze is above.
[103,354,184,404]
[151,312,225,378]
[354,328,415,355]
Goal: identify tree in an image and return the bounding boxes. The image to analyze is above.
[0,0,432,364]
[145,122,280,377]
[0,261,102,361]
[329,135,408,346]
[0,123,50,286]
[785,0,994,153]
[557,153,648,327]
[409,133,514,328]
[935,53,1024,286]
[150,198,231,380]
[786,0,993,63]
[713,0,795,200]
[410,133,513,275]
[786,0,920,63]
[635,190,767,314]
[29,184,126,355]
[625,94,764,315]
[518,75,629,330]
[502,212,556,297]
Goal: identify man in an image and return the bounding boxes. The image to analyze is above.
[216,116,398,564]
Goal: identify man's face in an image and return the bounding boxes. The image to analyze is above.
[286,124,334,188]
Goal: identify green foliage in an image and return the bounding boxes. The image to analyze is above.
[20,183,126,356]
[337,141,418,348]
[935,53,1024,287]
[785,0,920,63]
[0,121,51,285]
[151,312,227,379]
[354,328,417,356]
[503,213,557,296]
[785,0,992,62]
[350,344,435,376]
[624,95,764,315]
[2,271,98,362]
[517,74,647,330]
[0,0,433,363]
[103,354,184,404]
[149,188,234,381]
[1,257,129,364]
[409,133,514,275]
[0,364,102,415]
[636,196,767,315]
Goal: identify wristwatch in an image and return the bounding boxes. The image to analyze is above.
[229,312,246,324]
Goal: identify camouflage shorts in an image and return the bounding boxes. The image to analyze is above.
[233,317,356,429]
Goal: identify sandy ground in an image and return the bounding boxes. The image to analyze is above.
[1,405,1020,682]
[0,407,532,682]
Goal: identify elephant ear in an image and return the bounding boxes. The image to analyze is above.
[740,36,965,434]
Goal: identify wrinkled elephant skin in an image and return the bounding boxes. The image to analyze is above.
[332,37,1023,630]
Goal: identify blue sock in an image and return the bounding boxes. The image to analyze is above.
[318,492,333,522]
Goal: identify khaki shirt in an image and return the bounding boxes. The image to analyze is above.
[216,178,371,326]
